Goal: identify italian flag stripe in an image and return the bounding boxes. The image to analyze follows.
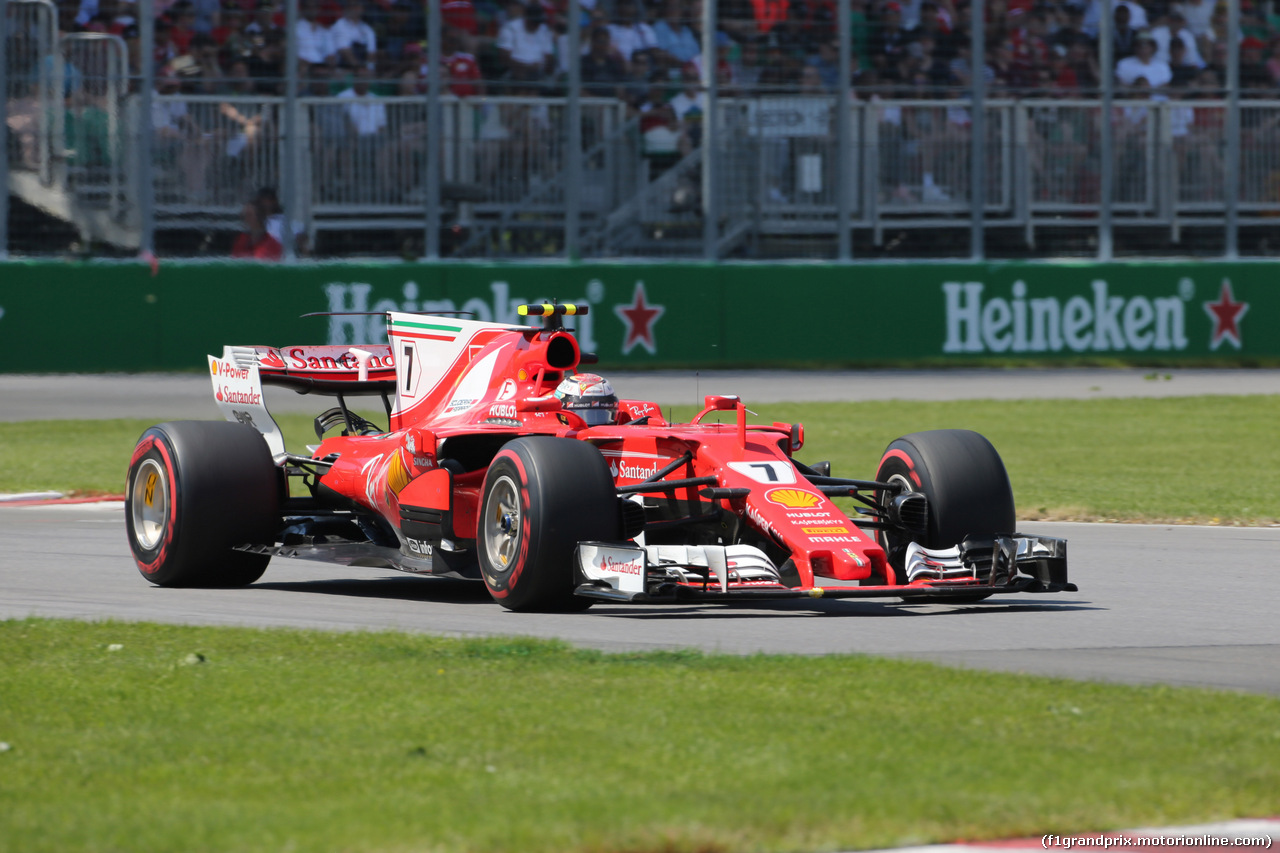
[391,320,462,334]
[393,330,458,342]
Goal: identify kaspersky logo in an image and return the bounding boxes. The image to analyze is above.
[942,280,1191,354]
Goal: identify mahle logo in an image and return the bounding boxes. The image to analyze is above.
[942,280,1190,354]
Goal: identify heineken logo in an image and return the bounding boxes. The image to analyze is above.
[942,280,1191,354]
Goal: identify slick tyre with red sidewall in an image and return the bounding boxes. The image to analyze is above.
[478,437,620,612]
[126,421,280,587]
[875,429,1015,590]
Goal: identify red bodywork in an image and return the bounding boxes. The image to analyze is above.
[251,312,897,591]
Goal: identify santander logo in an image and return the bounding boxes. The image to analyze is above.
[600,556,643,575]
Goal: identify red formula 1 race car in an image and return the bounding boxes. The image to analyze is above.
[125,304,1074,611]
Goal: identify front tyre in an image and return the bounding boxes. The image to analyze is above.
[875,429,1015,597]
[125,421,280,587]
[478,437,620,612]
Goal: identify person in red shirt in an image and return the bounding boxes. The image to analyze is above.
[232,199,284,260]
[442,0,477,35]
[420,27,484,97]
[168,1,198,55]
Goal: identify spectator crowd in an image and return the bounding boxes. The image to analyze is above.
[52,0,1280,102]
[37,0,1280,253]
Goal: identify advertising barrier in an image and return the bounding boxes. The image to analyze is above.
[0,261,1274,373]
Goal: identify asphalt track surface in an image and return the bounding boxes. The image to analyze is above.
[2,368,1278,696]
[1,504,1278,695]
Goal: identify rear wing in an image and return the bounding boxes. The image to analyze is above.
[210,344,399,456]
[220,344,397,395]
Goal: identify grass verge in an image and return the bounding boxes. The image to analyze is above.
[3,395,1279,524]
[1,619,1277,853]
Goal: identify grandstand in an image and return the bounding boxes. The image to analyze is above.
[4,0,1278,260]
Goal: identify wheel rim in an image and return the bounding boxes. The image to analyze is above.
[879,472,916,555]
[131,459,169,551]
[483,475,522,572]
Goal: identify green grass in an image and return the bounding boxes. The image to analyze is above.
[4,396,1280,523]
[1,620,1277,853]
[0,410,387,498]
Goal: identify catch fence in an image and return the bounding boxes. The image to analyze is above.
[4,0,1279,260]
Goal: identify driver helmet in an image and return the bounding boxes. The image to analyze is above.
[554,373,618,426]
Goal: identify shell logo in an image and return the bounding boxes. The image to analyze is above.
[386,452,412,496]
[765,488,822,508]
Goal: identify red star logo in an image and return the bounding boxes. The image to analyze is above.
[1203,280,1249,350]
[614,282,664,355]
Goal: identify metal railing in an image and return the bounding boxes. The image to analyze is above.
[10,81,1280,257]
[5,0,1274,260]
[5,0,56,185]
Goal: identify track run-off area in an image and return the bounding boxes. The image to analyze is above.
[3,368,1278,696]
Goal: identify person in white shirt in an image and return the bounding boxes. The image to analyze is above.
[337,65,390,198]
[330,0,377,70]
[608,0,658,66]
[1152,10,1205,68]
[294,0,335,67]
[295,0,334,67]
[1174,0,1213,39]
[337,65,386,136]
[1116,33,1172,89]
[496,0,555,82]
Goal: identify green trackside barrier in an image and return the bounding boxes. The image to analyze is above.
[0,261,1274,372]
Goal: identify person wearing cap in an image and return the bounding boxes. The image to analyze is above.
[1239,36,1272,92]
[1116,31,1172,90]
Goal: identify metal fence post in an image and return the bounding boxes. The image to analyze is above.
[281,0,298,260]
[565,0,581,260]
[1098,0,1113,261]
[969,0,985,261]
[836,0,852,261]
[138,0,155,257]
[701,0,717,261]
[1225,0,1239,259]
[424,0,441,259]
[1,1,9,260]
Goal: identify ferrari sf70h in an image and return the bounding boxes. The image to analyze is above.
[126,304,1073,611]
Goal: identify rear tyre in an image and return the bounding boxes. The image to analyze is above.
[478,437,620,612]
[875,429,1015,600]
[125,421,279,587]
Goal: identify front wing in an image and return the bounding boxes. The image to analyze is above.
[573,533,1075,604]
